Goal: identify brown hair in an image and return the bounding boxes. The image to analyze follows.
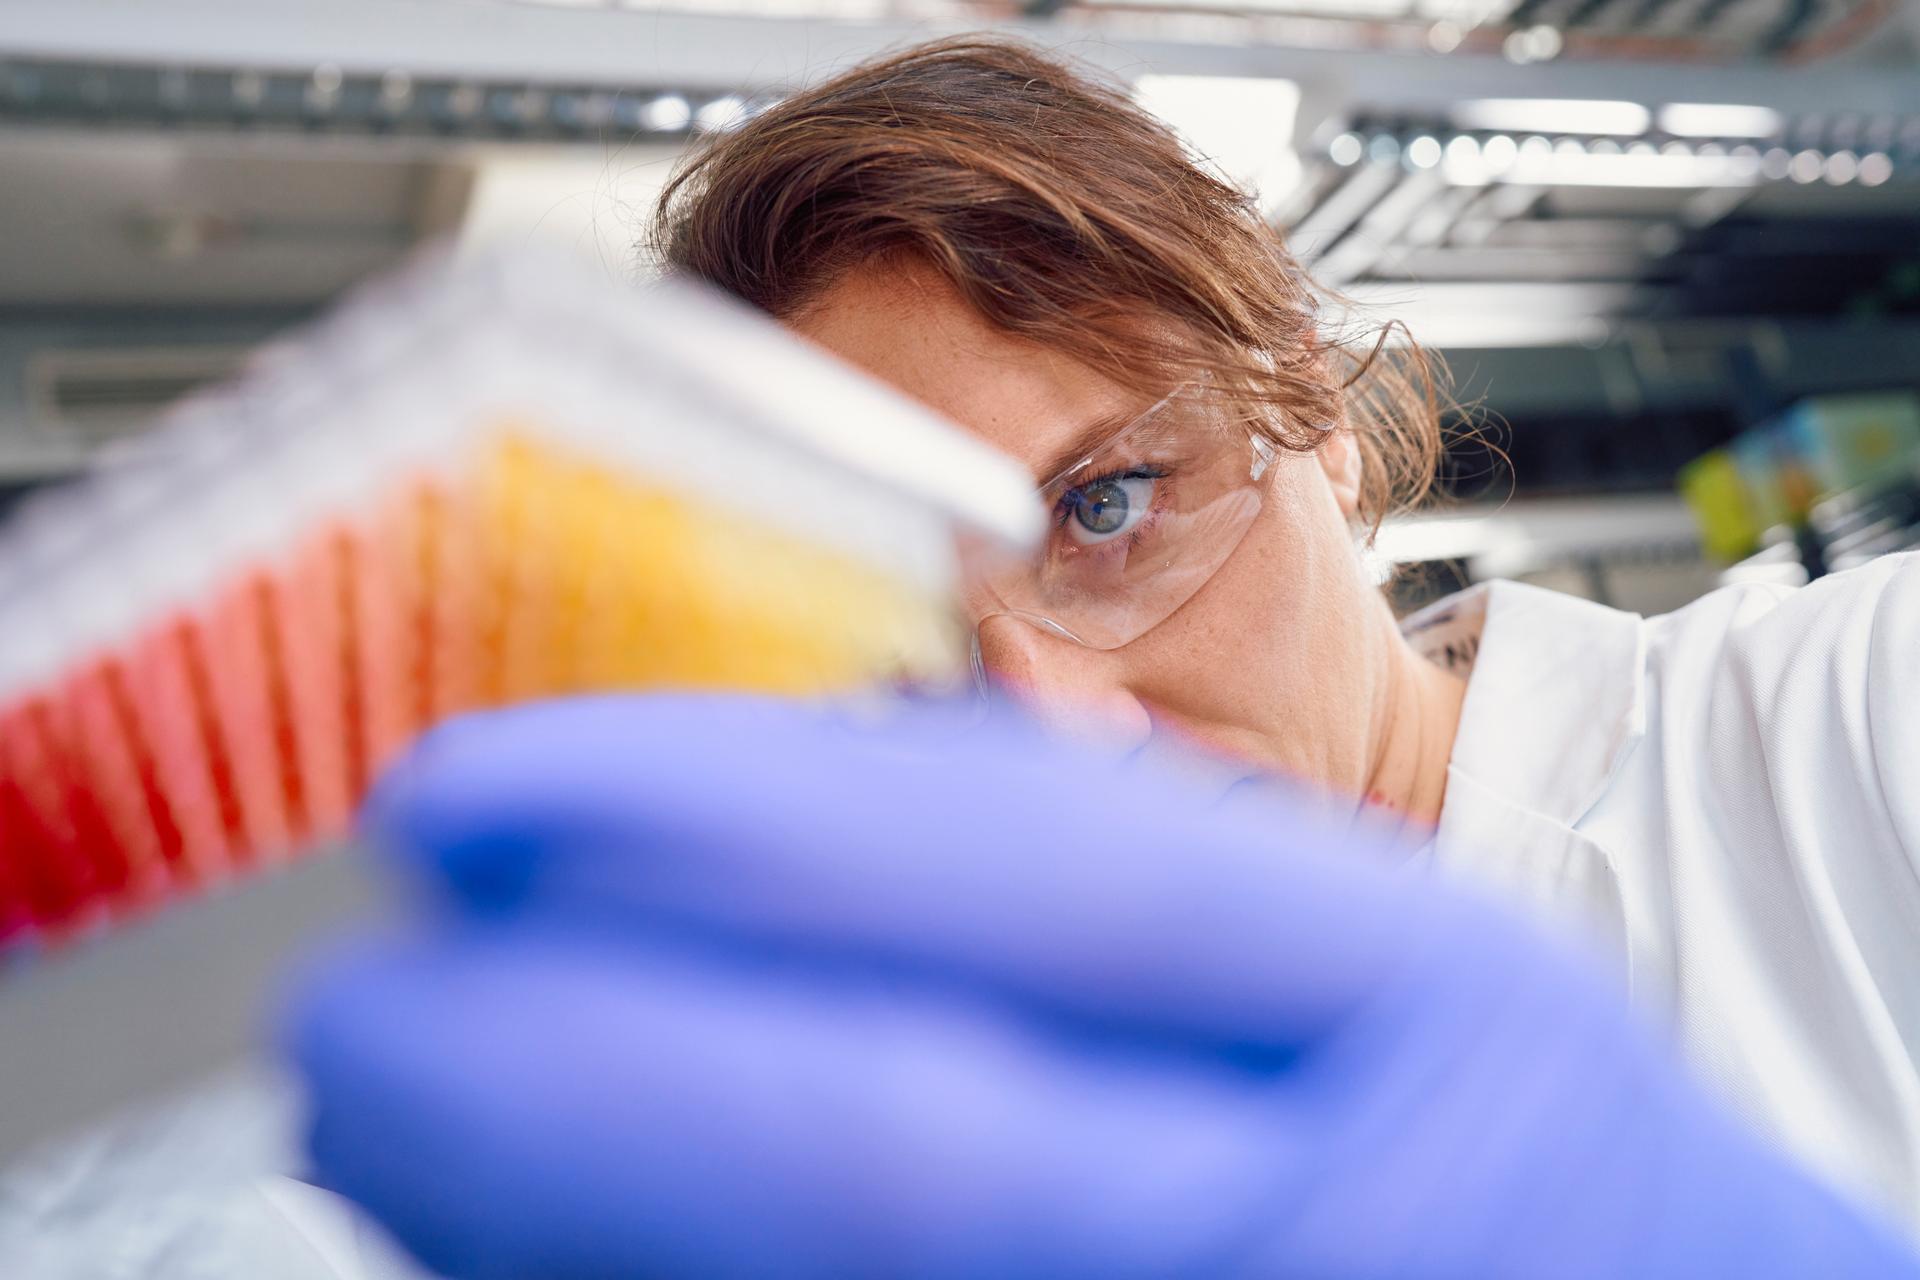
[651,36,1447,528]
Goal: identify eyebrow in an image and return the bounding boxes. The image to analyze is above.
[1031,412,1135,490]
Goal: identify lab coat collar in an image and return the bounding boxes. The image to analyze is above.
[1399,582,1647,973]
[1402,579,1647,829]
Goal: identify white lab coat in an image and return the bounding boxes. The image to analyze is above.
[1403,551,1920,1226]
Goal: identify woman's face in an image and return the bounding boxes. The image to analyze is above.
[789,264,1400,797]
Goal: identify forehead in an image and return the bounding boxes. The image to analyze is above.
[784,264,1145,480]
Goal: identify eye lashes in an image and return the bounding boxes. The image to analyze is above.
[1051,465,1170,528]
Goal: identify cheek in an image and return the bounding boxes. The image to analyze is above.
[1181,462,1358,662]
[1117,462,1377,762]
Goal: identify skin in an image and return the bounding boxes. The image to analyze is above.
[789,263,1466,832]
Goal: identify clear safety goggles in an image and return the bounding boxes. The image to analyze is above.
[968,383,1279,655]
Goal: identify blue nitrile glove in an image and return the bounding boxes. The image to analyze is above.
[283,695,1920,1280]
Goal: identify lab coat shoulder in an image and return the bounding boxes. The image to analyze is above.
[1426,559,1920,1218]
[1628,554,1920,1216]
[1646,551,1920,877]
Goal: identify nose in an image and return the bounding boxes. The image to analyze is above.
[973,613,1153,751]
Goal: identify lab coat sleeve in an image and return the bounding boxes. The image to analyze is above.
[1682,552,1920,1212]
[1711,552,1920,878]
[1863,556,1920,856]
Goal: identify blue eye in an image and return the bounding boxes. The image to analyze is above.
[1063,473,1157,545]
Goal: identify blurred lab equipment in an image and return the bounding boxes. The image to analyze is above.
[0,247,1035,1216]
[1681,390,1920,581]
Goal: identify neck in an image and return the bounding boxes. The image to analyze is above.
[1360,619,1467,839]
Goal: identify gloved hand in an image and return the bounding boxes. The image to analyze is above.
[284,695,1919,1280]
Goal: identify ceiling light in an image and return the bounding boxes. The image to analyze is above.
[1450,148,1762,189]
[378,70,413,111]
[1656,103,1784,139]
[1503,25,1563,63]
[641,93,691,131]
[1452,98,1651,137]
[694,95,745,131]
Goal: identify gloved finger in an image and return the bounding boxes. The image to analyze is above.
[362,694,1463,1053]
[284,926,1295,1280]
